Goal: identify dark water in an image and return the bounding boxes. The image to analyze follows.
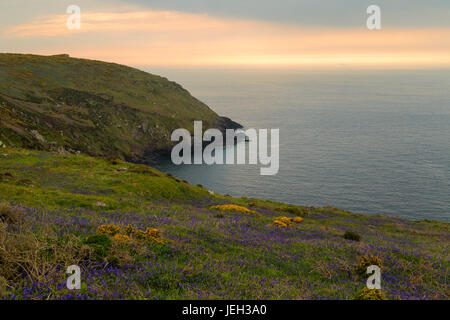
[144,67,450,222]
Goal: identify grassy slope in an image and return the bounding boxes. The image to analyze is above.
[0,148,449,299]
[0,53,231,161]
[0,53,216,120]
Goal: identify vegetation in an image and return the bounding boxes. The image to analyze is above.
[355,254,383,275]
[354,288,386,300]
[0,147,448,300]
[0,53,240,161]
[1,54,446,300]
[343,231,361,242]
[276,206,311,216]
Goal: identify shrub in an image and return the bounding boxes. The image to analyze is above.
[271,216,304,228]
[0,276,8,298]
[272,220,289,228]
[276,216,294,225]
[106,157,123,165]
[276,206,310,216]
[129,164,160,176]
[98,224,164,244]
[344,231,361,242]
[355,254,383,275]
[354,288,386,300]
[210,204,260,217]
[0,172,14,182]
[0,203,25,225]
[97,224,121,236]
[215,212,224,218]
[0,223,86,286]
[113,234,130,243]
[88,225,164,265]
[134,227,164,244]
[84,234,112,259]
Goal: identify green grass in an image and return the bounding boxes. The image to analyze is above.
[0,53,216,120]
[0,147,213,210]
[0,147,448,300]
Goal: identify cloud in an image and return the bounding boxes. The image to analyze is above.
[4,9,450,67]
[7,10,261,37]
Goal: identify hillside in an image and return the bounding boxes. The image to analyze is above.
[0,53,241,161]
[0,147,448,299]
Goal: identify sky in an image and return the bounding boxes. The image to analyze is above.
[1,0,450,68]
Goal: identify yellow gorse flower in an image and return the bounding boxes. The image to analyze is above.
[97,224,121,236]
[355,254,383,274]
[97,224,163,243]
[354,288,386,300]
[272,220,289,228]
[113,233,130,243]
[271,216,304,228]
[210,204,260,216]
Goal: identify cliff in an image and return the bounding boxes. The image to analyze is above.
[0,53,241,162]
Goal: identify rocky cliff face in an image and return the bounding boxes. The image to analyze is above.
[0,53,241,161]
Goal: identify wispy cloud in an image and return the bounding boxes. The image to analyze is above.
[4,9,450,67]
[7,10,261,37]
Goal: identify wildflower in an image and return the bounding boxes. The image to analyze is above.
[113,234,130,243]
[355,254,383,275]
[144,228,164,243]
[354,288,386,300]
[272,220,289,228]
[124,224,138,236]
[271,216,303,227]
[276,216,293,225]
[291,217,304,223]
[145,228,160,238]
[97,224,121,236]
[97,224,163,243]
[131,227,164,243]
[210,204,260,216]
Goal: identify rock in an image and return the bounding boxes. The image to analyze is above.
[214,116,243,132]
[94,202,107,207]
[30,130,46,143]
[57,146,70,155]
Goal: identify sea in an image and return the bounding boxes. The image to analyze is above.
[143,67,450,222]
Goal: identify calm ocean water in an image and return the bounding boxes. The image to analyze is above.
[144,67,450,222]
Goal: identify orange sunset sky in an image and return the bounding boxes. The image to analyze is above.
[1,0,450,68]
